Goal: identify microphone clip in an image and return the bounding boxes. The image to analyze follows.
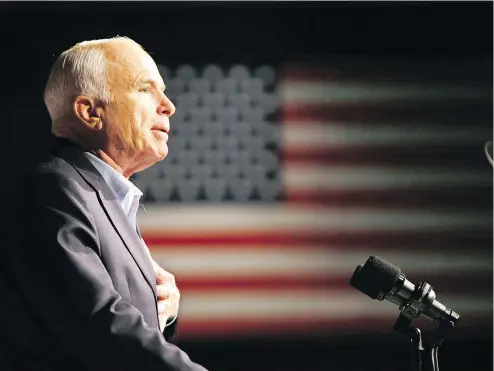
[399,281,435,320]
[393,299,457,371]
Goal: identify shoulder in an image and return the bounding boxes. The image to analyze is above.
[33,155,91,194]
[9,154,96,211]
[3,155,99,236]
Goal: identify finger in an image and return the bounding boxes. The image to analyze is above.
[156,283,171,300]
[166,301,178,318]
[158,299,178,318]
[167,290,180,316]
[157,300,168,315]
[170,287,180,302]
[156,268,176,285]
[158,314,168,332]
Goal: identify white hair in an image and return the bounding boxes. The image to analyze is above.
[43,36,140,134]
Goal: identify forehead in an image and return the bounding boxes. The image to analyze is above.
[104,41,164,87]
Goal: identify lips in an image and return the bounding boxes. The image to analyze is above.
[151,127,169,134]
[151,128,169,143]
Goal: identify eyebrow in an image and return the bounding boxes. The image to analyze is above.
[134,77,166,91]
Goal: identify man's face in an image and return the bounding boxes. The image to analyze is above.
[101,41,175,174]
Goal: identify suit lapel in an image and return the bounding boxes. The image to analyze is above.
[52,139,157,300]
[94,181,157,299]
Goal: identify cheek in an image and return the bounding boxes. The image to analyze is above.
[121,105,146,140]
[110,97,157,152]
[120,113,139,145]
[135,108,158,151]
[106,108,141,152]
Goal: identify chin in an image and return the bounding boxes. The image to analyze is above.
[137,147,167,170]
[157,147,168,161]
[156,143,168,160]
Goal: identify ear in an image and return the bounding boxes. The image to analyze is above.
[73,96,103,131]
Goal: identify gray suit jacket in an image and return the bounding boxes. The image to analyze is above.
[0,138,207,371]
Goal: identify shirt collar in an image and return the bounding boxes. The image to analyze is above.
[84,152,143,222]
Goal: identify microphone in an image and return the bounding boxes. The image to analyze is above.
[350,255,460,325]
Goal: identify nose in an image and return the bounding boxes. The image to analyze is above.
[158,93,176,117]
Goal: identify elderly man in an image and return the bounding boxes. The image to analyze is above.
[0,37,208,371]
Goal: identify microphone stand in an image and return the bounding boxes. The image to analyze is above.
[392,282,456,371]
[393,314,424,371]
[427,319,455,371]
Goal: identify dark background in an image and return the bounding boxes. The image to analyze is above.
[0,1,492,186]
[0,2,492,371]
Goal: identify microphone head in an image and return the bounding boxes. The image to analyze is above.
[350,256,402,300]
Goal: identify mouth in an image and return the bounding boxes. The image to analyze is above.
[151,128,169,143]
[151,128,169,133]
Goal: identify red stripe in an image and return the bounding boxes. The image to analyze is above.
[143,230,491,250]
[282,145,485,167]
[282,102,491,123]
[176,274,491,295]
[176,315,492,340]
[285,188,491,211]
[178,317,401,339]
[282,63,491,85]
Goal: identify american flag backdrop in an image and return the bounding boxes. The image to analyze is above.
[139,57,493,341]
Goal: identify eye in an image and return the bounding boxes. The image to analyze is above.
[139,86,151,93]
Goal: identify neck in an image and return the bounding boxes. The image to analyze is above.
[58,134,142,178]
[57,135,128,177]
[92,149,128,177]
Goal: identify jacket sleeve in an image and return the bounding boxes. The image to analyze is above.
[8,170,208,371]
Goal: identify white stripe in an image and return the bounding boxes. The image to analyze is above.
[283,123,490,149]
[282,81,492,104]
[284,165,492,190]
[138,205,491,232]
[179,290,491,321]
[150,247,492,278]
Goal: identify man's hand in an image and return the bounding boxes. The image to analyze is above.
[151,259,180,331]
